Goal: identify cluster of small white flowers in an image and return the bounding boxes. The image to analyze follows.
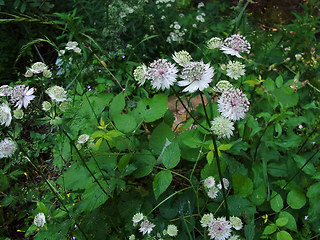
[167,21,186,43]
[78,134,90,144]
[0,102,12,127]
[45,86,67,102]
[220,34,251,58]
[25,62,52,78]
[207,37,223,50]
[295,53,302,61]
[0,85,12,96]
[172,50,192,67]
[196,12,206,22]
[178,61,214,93]
[0,138,17,159]
[201,215,242,240]
[211,116,234,139]
[10,85,35,109]
[155,0,174,4]
[13,109,24,119]
[226,61,245,80]
[34,212,46,228]
[212,80,233,93]
[164,224,178,237]
[133,64,148,86]
[132,212,156,236]
[119,6,135,18]
[65,41,81,54]
[217,88,250,121]
[42,101,52,111]
[203,176,230,199]
[146,59,178,90]
[198,2,205,8]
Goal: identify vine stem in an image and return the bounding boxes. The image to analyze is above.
[7,133,88,240]
[199,92,229,217]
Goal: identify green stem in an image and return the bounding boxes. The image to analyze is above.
[62,129,109,197]
[199,92,229,217]
[297,123,319,154]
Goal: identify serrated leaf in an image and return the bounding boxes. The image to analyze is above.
[287,190,306,209]
[153,170,172,200]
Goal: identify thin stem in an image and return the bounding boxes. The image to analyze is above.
[297,124,319,154]
[199,92,229,217]
[62,129,109,197]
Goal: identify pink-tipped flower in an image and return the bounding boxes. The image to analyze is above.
[10,85,35,109]
[220,34,251,58]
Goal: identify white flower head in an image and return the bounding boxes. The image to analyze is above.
[204,176,215,189]
[43,69,52,78]
[129,234,135,240]
[0,102,12,126]
[172,50,192,67]
[200,213,214,228]
[208,217,232,240]
[59,101,69,112]
[45,86,67,102]
[13,109,24,120]
[178,61,214,93]
[139,219,155,235]
[295,53,302,61]
[213,80,233,93]
[0,85,12,97]
[217,178,229,190]
[226,61,245,80]
[217,88,250,121]
[207,186,219,199]
[133,64,148,86]
[230,216,243,230]
[65,41,78,50]
[0,138,17,159]
[220,34,251,58]
[78,134,90,144]
[147,59,178,90]
[73,47,81,54]
[211,116,234,139]
[166,224,178,237]
[24,69,33,78]
[30,62,48,74]
[207,37,223,50]
[10,85,35,109]
[42,101,52,111]
[34,212,46,228]
[132,212,144,224]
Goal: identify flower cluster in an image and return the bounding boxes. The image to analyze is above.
[34,212,46,228]
[10,85,35,109]
[211,116,234,139]
[0,138,17,159]
[45,86,67,103]
[226,61,245,80]
[220,34,251,58]
[65,41,81,54]
[0,102,11,127]
[132,212,155,235]
[201,214,242,240]
[172,50,192,67]
[133,64,148,86]
[208,37,223,50]
[203,176,229,199]
[25,62,52,78]
[167,21,186,43]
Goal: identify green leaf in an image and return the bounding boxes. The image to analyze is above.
[277,231,292,240]
[275,75,283,88]
[109,92,125,119]
[232,173,253,197]
[153,170,172,200]
[263,77,275,92]
[106,130,124,139]
[276,217,288,227]
[270,191,283,212]
[278,211,297,232]
[60,164,90,191]
[118,153,132,171]
[149,122,174,155]
[159,140,181,169]
[250,184,267,206]
[132,150,156,178]
[273,87,299,108]
[37,201,47,215]
[263,224,277,235]
[287,190,306,209]
[113,113,137,133]
[228,195,256,217]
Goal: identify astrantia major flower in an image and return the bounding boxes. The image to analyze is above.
[0,138,16,159]
[217,88,249,121]
[132,213,144,224]
[147,59,178,90]
[213,80,233,93]
[30,62,48,74]
[226,61,245,80]
[217,178,230,190]
[45,86,67,102]
[42,101,52,111]
[65,41,78,50]
[0,102,11,126]
[204,176,215,189]
[178,61,214,93]
[220,34,251,58]
[78,134,90,144]
[34,212,46,228]
[172,50,192,67]
[200,213,214,228]
[230,216,243,230]
[207,37,223,50]
[133,64,148,86]
[10,85,35,109]
[0,85,12,96]
[139,219,155,235]
[207,186,219,199]
[207,217,232,240]
[211,116,234,139]
[166,224,178,237]
[13,109,24,120]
